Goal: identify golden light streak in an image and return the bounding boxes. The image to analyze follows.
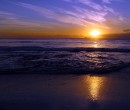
[86,76,104,101]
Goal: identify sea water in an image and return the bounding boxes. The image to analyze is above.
[0,38,130,74]
[0,38,130,110]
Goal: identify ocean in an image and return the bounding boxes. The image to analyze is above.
[0,38,130,110]
[0,38,130,74]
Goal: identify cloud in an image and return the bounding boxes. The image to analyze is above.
[73,6,107,22]
[63,0,125,25]
[63,0,103,10]
[17,2,112,29]
[102,0,123,4]
[18,2,99,27]
[0,11,16,20]
[78,0,103,10]
[0,11,58,29]
[0,0,125,31]
[18,3,56,19]
[123,29,130,33]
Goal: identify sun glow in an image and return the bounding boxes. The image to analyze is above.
[90,29,101,38]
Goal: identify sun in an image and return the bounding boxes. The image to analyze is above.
[90,29,101,38]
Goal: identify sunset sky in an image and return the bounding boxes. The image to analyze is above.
[0,0,130,37]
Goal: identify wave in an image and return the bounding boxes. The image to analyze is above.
[0,61,130,74]
[0,47,130,74]
[0,46,130,52]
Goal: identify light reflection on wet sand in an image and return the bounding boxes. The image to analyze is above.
[0,72,130,110]
[85,76,105,101]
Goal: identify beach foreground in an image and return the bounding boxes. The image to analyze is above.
[0,68,130,110]
[0,39,130,110]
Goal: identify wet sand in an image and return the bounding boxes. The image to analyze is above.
[0,68,130,110]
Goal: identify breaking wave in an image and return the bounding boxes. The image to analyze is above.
[0,46,130,74]
[0,46,130,52]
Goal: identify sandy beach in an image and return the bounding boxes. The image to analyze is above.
[0,67,130,110]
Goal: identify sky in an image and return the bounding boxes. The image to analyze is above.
[0,0,130,37]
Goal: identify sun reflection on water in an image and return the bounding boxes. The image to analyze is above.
[93,41,99,48]
[85,76,104,101]
[94,44,98,48]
